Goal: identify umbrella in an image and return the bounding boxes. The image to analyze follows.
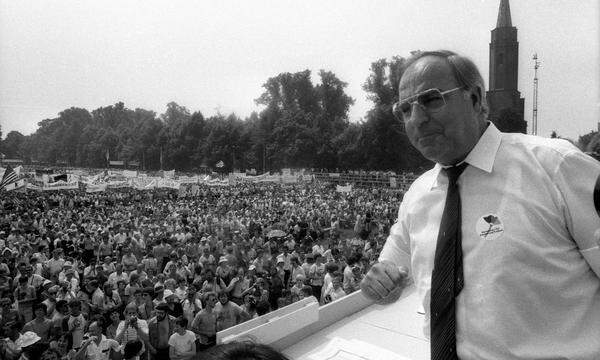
[267,229,287,238]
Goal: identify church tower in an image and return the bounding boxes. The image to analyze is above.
[486,0,527,133]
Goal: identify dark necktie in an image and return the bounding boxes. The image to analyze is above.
[430,163,468,360]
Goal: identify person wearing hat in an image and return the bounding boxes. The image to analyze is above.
[164,290,184,318]
[22,303,52,343]
[215,257,232,285]
[147,303,176,360]
[15,331,42,360]
[151,284,165,307]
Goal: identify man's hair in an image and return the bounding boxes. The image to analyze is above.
[33,302,47,313]
[403,50,489,118]
[175,316,188,328]
[204,341,291,360]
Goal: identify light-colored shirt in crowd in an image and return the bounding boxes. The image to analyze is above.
[84,335,120,360]
[168,330,196,360]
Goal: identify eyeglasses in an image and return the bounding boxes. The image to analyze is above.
[392,87,463,123]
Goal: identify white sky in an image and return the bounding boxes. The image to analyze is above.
[1,0,598,141]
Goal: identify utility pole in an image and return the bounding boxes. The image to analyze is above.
[532,53,540,135]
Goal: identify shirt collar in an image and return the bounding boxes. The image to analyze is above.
[428,122,501,190]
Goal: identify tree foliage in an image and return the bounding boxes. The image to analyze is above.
[1,59,434,171]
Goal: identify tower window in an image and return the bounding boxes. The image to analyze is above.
[499,53,504,65]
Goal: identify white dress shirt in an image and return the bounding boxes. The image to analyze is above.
[380,123,600,359]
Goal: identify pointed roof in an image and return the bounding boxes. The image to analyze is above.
[496,0,512,28]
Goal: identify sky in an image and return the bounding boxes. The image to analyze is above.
[1,0,598,141]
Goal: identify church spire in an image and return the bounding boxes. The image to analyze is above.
[496,0,512,28]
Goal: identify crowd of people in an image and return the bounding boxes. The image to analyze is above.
[0,181,403,360]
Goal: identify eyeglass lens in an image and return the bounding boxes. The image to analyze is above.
[395,89,446,121]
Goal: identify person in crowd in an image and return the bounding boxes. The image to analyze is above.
[137,288,155,320]
[181,284,201,327]
[168,317,196,360]
[22,303,52,343]
[147,303,175,360]
[0,177,401,355]
[214,291,249,332]
[74,321,120,360]
[322,271,346,304]
[61,299,86,351]
[105,309,121,340]
[15,331,43,360]
[191,291,218,351]
[361,49,600,359]
[115,303,148,349]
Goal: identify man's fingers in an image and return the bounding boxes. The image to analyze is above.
[361,262,405,301]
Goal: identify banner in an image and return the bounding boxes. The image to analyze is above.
[86,183,107,193]
[336,184,352,193]
[123,170,138,178]
[27,183,43,191]
[109,160,124,166]
[42,180,79,191]
[178,175,199,184]
[157,178,180,190]
[133,177,157,190]
[281,174,297,184]
[163,170,175,179]
[107,180,129,189]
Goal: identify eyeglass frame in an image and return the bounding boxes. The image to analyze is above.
[392,86,464,123]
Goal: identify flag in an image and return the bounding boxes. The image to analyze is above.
[216,160,225,168]
[4,179,26,192]
[0,165,18,190]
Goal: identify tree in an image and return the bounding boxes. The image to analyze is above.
[578,130,598,150]
[1,131,25,158]
[361,56,431,170]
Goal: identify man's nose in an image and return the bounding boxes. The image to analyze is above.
[406,103,429,127]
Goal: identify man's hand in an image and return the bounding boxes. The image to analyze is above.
[360,261,408,304]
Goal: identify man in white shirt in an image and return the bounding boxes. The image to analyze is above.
[168,317,196,360]
[361,50,600,359]
[75,321,120,360]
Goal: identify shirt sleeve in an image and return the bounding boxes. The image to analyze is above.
[168,333,177,347]
[378,197,412,273]
[554,150,600,278]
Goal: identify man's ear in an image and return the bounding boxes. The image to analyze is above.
[470,87,483,113]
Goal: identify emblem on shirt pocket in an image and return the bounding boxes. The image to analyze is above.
[476,214,504,240]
